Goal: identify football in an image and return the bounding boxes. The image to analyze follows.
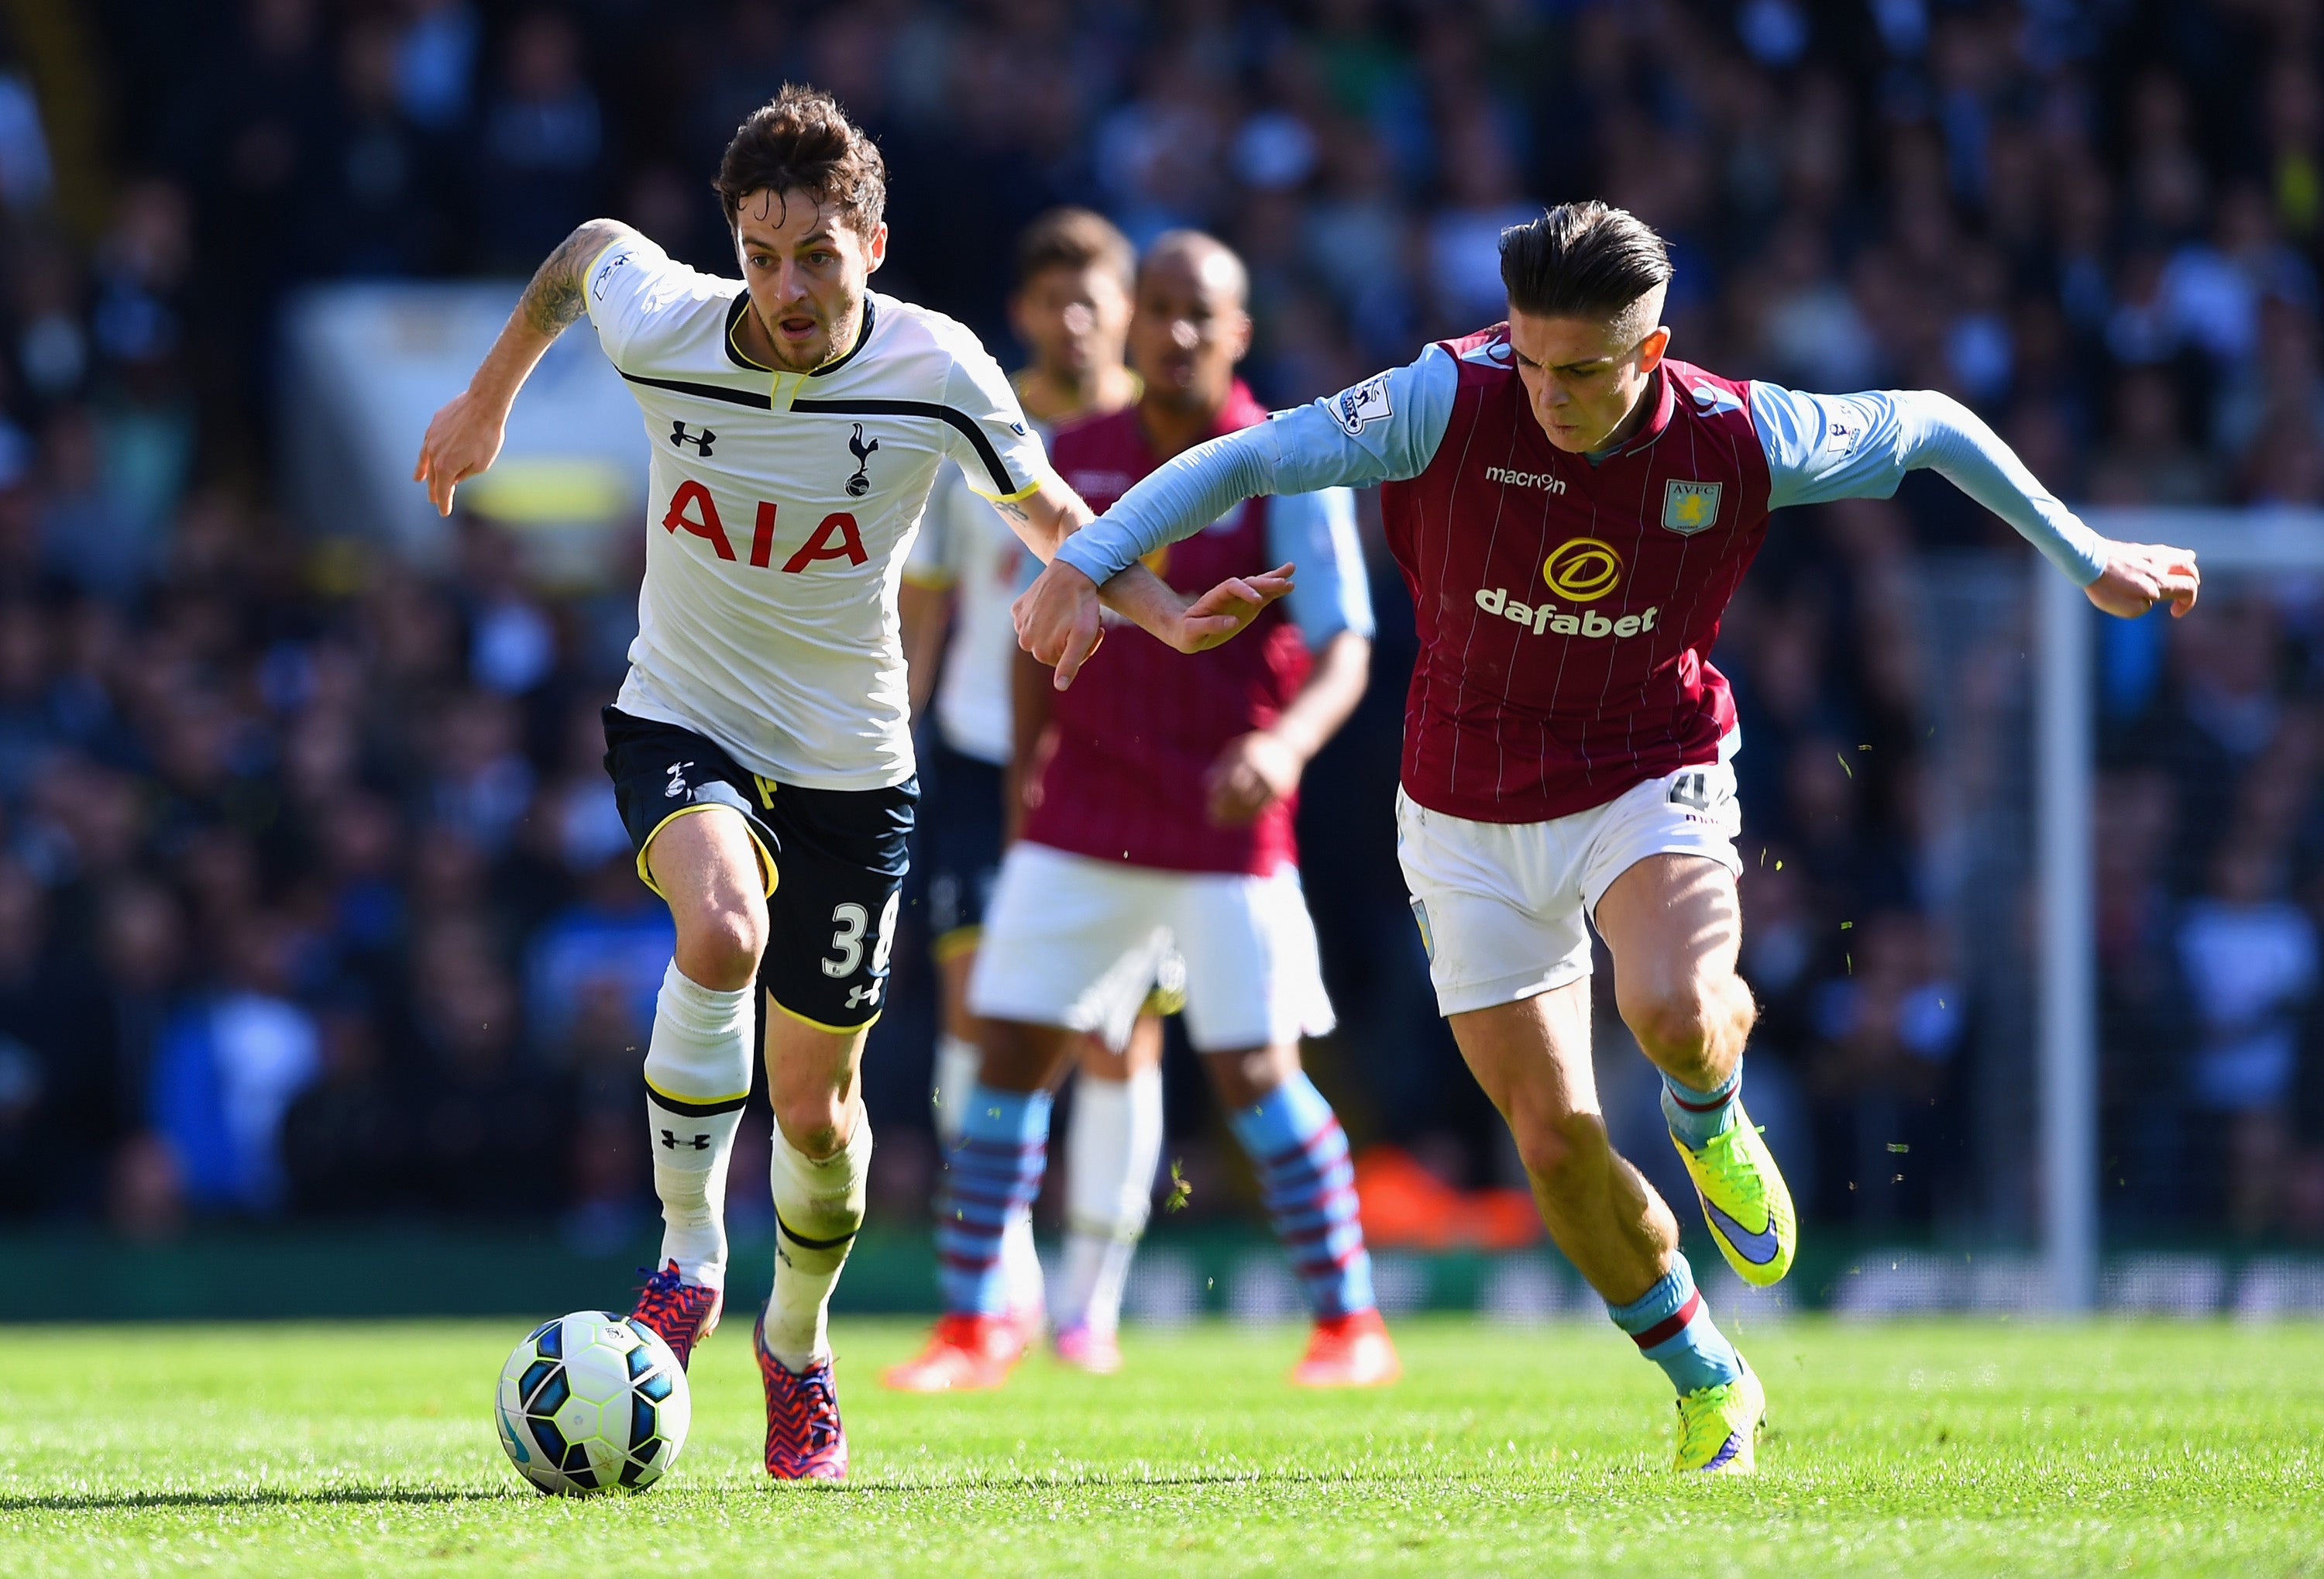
[494,1312,691,1495]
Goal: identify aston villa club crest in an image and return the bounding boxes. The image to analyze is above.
[1662,480,1722,535]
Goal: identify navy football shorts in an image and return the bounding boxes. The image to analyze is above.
[603,706,916,1030]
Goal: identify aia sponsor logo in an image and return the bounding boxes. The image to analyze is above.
[662,482,866,573]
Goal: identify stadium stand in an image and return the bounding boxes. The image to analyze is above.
[0,0,2312,1255]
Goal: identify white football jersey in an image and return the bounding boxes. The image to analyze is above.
[585,232,1047,790]
[902,411,1049,766]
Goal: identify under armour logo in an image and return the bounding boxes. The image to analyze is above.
[664,761,693,799]
[844,980,882,1010]
[658,1130,712,1151]
[670,420,716,456]
[845,423,879,497]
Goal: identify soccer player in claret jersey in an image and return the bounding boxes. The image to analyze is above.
[1019,201,2202,1470]
[899,208,1176,1368]
[412,86,1289,1482]
[886,231,1395,1393]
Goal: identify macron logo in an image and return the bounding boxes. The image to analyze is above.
[1485,466,1567,494]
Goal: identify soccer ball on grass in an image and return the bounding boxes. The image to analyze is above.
[495,1310,691,1495]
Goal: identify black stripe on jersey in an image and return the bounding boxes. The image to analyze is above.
[791,399,1020,497]
[621,370,773,409]
[616,371,1026,498]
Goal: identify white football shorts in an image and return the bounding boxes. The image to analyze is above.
[1394,753,1745,1017]
[968,841,1335,1053]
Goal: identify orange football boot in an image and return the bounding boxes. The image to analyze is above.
[1289,1308,1401,1388]
[880,1312,1026,1392]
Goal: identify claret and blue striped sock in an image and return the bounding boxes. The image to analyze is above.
[1660,1061,1742,1147]
[1226,1071,1376,1319]
[934,1084,1054,1317]
[1607,1250,1744,1396]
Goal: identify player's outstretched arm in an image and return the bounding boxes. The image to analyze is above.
[999,471,1295,689]
[1753,382,2201,620]
[1016,352,1453,686]
[412,217,638,516]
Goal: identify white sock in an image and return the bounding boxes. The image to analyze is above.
[1002,1208,1046,1323]
[1055,1065,1164,1336]
[641,960,754,1289]
[764,1104,870,1373]
[932,1032,979,1150]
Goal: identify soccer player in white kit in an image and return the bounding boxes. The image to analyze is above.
[900,208,1173,1370]
[413,86,1289,1481]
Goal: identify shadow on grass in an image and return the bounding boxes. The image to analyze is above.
[4,1486,515,1512]
[830,1464,1405,1496]
[10,1465,1422,1513]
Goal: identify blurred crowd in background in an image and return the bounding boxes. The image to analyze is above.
[0,0,2319,1250]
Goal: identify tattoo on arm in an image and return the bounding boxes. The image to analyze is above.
[520,218,631,337]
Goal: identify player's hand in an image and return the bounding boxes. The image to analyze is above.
[1014,558,1106,689]
[1204,729,1304,827]
[1163,562,1297,654]
[2085,540,2199,619]
[412,388,511,517]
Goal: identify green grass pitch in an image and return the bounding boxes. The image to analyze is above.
[1,1316,2317,1576]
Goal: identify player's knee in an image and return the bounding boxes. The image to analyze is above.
[1203,1044,1296,1111]
[1622,979,1741,1080]
[1514,1108,1609,1196]
[672,903,766,992]
[774,1096,851,1164]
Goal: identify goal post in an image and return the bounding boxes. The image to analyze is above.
[2037,507,2324,1311]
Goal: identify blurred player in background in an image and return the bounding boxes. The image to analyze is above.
[887,230,1394,1392]
[414,87,1290,1481]
[1019,201,2202,1469]
[899,208,1174,1366]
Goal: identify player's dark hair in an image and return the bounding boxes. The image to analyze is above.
[715,84,886,236]
[1016,208,1134,292]
[1498,201,1673,321]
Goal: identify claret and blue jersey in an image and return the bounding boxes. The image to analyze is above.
[1057,322,2112,825]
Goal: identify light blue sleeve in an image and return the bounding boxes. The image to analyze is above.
[1054,346,1459,585]
[1752,381,2109,586]
[1268,488,1375,647]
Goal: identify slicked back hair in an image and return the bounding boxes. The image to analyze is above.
[1499,201,1673,324]
[715,84,885,236]
[1016,208,1135,293]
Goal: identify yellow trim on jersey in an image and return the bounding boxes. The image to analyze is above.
[642,1071,752,1109]
[931,924,982,964]
[636,803,779,900]
[767,994,882,1037]
[902,564,957,591]
[971,473,1044,505]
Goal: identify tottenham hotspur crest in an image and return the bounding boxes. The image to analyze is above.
[846,423,880,497]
